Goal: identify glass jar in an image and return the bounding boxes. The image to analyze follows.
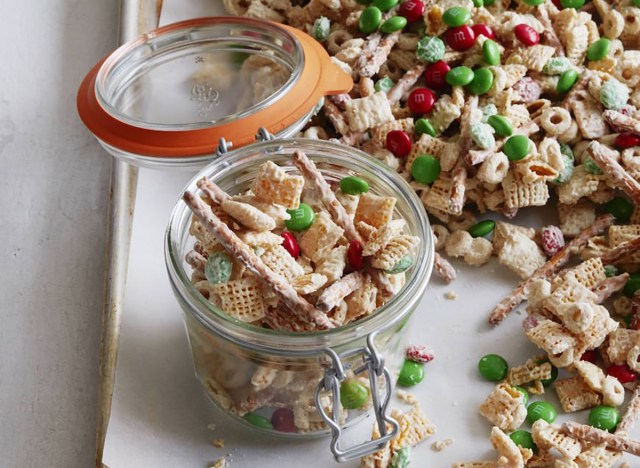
[165,139,434,461]
[77,17,352,169]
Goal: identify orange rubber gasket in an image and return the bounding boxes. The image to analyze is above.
[77,17,353,158]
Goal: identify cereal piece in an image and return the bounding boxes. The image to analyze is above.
[203,377,234,412]
[434,253,457,283]
[502,171,550,210]
[531,420,582,460]
[253,161,305,210]
[355,192,396,229]
[432,438,454,452]
[406,345,435,364]
[558,202,596,238]
[211,277,267,322]
[221,200,276,232]
[291,273,328,295]
[390,403,436,451]
[261,245,305,282]
[606,328,640,366]
[554,376,602,412]
[507,358,552,387]
[490,426,525,468]
[208,456,227,468]
[498,230,547,279]
[371,235,420,271]
[299,211,344,262]
[540,107,573,136]
[609,225,640,263]
[432,225,449,252]
[345,278,377,322]
[236,230,283,248]
[479,383,527,432]
[573,444,622,467]
[363,219,406,256]
[315,245,347,283]
[526,319,575,355]
[492,221,536,253]
[574,360,624,407]
[370,118,414,148]
[464,237,493,267]
[345,92,394,133]
[316,271,366,313]
[570,92,609,139]
[556,165,602,205]
[588,140,640,207]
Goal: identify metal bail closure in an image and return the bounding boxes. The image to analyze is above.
[314,332,400,462]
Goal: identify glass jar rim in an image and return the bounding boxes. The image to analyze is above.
[165,139,434,354]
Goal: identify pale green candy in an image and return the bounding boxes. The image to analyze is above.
[386,256,414,274]
[390,446,412,468]
[375,76,395,93]
[552,149,575,185]
[543,56,573,75]
[205,252,233,284]
[583,157,604,175]
[481,104,498,123]
[600,78,629,110]
[312,16,330,41]
[416,36,445,63]
[471,122,496,150]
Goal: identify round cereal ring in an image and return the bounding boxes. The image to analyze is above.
[478,152,509,185]
[526,99,551,120]
[616,61,640,88]
[432,224,449,252]
[622,7,640,37]
[603,10,625,39]
[557,121,580,145]
[326,29,354,55]
[379,60,403,81]
[540,107,572,136]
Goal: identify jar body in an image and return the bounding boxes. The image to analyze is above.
[165,139,433,439]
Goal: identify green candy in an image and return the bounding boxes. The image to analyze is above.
[523,0,545,4]
[478,354,508,381]
[600,78,630,110]
[510,430,538,452]
[603,197,634,223]
[543,57,573,75]
[359,6,382,33]
[416,36,445,63]
[468,67,494,95]
[372,0,398,12]
[411,155,441,184]
[390,446,412,468]
[443,6,471,27]
[589,406,620,432]
[515,386,529,406]
[398,360,425,387]
[415,118,437,137]
[205,252,233,284]
[624,273,640,297]
[488,115,513,137]
[633,0,640,6]
[357,0,373,4]
[587,38,611,62]
[583,156,604,175]
[473,0,483,6]
[470,122,495,150]
[527,401,557,424]
[604,265,620,278]
[481,104,498,123]
[624,315,633,327]
[538,360,558,387]
[557,69,580,94]
[446,66,474,86]
[552,144,575,184]
[386,256,414,274]
[285,203,315,231]
[340,176,370,195]
[561,0,585,8]
[483,0,495,5]
[311,17,330,41]
[504,135,532,161]
[468,220,496,238]
[244,412,273,429]
[381,16,407,33]
[340,380,370,409]
[375,77,395,93]
[482,39,500,66]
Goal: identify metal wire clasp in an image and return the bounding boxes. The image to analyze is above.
[214,128,275,158]
[314,332,399,462]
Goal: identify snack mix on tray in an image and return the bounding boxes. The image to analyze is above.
[182,150,420,433]
[206,0,640,464]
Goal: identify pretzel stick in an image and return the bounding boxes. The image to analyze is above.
[387,64,426,106]
[292,150,364,244]
[616,379,640,435]
[536,4,565,56]
[185,250,207,274]
[632,292,640,331]
[358,31,401,78]
[593,273,630,304]
[604,110,640,136]
[450,96,477,215]
[588,141,640,205]
[561,421,640,456]
[316,271,366,313]
[197,177,230,204]
[262,306,312,332]
[466,121,540,165]
[488,214,615,325]
[236,387,277,415]
[434,252,456,283]
[339,131,365,146]
[183,191,334,329]
[323,98,350,136]
[601,237,640,265]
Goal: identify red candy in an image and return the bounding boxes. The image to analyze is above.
[552,0,562,8]
[424,60,450,89]
[580,350,598,363]
[407,88,435,114]
[607,364,638,384]
[406,345,435,364]
[615,133,640,149]
[541,225,565,257]
[512,77,542,102]
[271,408,296,433]
[444,25,476,52]
[514,24,540,47]
[398,0,425,23]
[386,130,412,158]
[281,232,300,259]
[348,240,363,270]
[471,23,495,40]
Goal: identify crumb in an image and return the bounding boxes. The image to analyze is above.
[397,389,418,405]
[620,463,631,468]
[209,457,227,468]
[207,423,217,431]
[431,438,454,452]
[444,291,457,300]
[212,438,225,448]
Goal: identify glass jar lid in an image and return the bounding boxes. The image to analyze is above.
[77,17,352,163]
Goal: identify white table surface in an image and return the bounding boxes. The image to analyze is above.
[0,1,118,467]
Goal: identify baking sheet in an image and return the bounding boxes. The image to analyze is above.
[103,1,639,466]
